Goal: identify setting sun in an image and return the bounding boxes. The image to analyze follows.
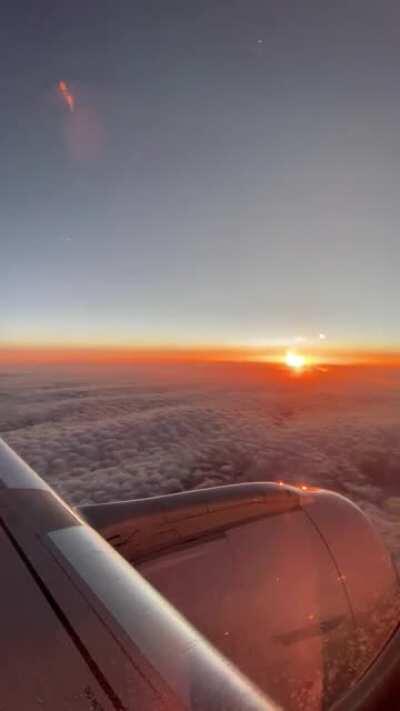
[285,350,307,371]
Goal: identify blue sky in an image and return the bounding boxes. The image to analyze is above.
[2,1,400,350]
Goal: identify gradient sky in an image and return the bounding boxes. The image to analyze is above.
[2,1,400,352]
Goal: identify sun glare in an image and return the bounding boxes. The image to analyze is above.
[284,350,306,371]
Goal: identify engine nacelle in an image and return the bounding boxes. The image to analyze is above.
[80,483,400,710]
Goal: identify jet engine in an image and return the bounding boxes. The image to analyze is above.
[80,482,400,710]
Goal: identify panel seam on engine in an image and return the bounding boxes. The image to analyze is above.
[302,507,357,628]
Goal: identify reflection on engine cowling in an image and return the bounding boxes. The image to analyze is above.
[81,483,400,710]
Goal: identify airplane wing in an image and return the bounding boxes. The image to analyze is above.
[2,434,400,711]
[0,438,275,711]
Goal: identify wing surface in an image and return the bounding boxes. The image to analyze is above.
[0,438,275,711]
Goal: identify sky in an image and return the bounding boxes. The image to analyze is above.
[2,1,400,358]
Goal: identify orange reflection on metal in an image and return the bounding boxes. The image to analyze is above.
[298,483,320,493]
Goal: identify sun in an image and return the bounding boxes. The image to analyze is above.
[284,350,306,371]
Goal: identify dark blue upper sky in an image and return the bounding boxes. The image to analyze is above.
[2,1,400,350]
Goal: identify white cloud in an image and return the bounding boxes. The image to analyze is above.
[1,365,400,560]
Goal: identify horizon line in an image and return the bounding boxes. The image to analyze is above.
[2,342,400,366]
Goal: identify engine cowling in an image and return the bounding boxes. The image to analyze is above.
[80,483,400,710]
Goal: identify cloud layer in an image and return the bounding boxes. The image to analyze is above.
[1,363,400,560]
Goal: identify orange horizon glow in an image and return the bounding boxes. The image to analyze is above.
[2,342,400,367]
